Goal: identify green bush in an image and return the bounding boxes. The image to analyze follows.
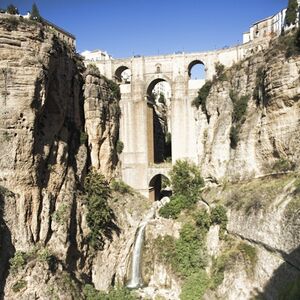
[52,203,69,225]
[170,160,204,200]
[194,209,211,231]
[191,80,212,112]
[286,0,298,26]
[180,270,210,300]
[159,160,204,218]
[6,4,19,15]
[215,62,227,81]
[9,251,27,273]
[12,279,27,293]
[84,172,114,250]
[103,77,121,101]
[232,95,249,123]
[210,205,228,229]
[83,284,136,300]
[80,131,88,145]
[110,179,133,195]
[159,195,187,219]
[229,92,249,149]
[116,140,124,154]
[154,224,208,279]
[272,158,295,173]
[175,223,208,277]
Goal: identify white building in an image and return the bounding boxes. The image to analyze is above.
[243,2,299,44]
[81,49,112,61]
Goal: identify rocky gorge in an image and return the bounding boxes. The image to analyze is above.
[0,11,299,300]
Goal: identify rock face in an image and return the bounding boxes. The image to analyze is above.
[195,38,300,181]
[83,66,121,178]
[202,174,300,300]
[0,16,89,298]
[0,16,123,299]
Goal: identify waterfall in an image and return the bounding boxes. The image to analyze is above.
[127,208,155,289]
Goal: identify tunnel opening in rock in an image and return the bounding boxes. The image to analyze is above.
[149,174,172,201]
[147,79,172,164]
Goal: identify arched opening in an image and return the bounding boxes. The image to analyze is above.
[188,60,206,80]
[115,66,131,84]
[149,174,171,201]
[146,79,172,164]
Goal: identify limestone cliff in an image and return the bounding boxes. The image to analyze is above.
[83,65,121,178]
[195,34,300,181]
[0,16,124,299]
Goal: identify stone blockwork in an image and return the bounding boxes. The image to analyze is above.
[90,37,270,197]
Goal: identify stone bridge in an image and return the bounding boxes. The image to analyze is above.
[91,42,261,198]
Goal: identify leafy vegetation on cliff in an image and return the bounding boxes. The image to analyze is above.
[84,171,116,250]
[159,160,204,218]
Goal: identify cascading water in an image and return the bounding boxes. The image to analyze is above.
[127,208,155,289]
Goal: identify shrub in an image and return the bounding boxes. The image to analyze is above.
[286,0,298,26]
[6,4,19,15]
[116,140,124,154]
[211,205,228,229]
[253,67,266,105]
[191,80,212,112]
[232,95,249,123]
[159,195,187,219]
[170,160,204,201]
[103,77,121,100]
[175,223,208,277]
[194,209,211,231]
[229,92,249,149]
[159,160,204,218]
[180,270,210,300]
[154,224,208,279]
[237,242,257,269]
[215,62,227,81]
[52,204,69,225]
[4,16,19,31]
[9,251,27,273]
[37,248,52,263]
[110,179,133,195]
[272,158,295,173]
[80,131,88,145]
[12,279,27,293]
[30,3,42,22]
[85,64,100,78]
[83,284,136,300]
[84,171,114,250]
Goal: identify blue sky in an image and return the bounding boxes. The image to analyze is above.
[1,0,287,58]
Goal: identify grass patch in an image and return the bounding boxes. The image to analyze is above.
[110,179,133,195]
[220,175,294,213]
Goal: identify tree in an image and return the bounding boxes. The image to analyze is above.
[6,4,19,15]
[30,3,42,22]
[286,0,299,26]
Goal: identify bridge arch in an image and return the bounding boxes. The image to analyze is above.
[149,173,171,201]
[146,76,172,164]
[188,60,206,80]
[145,74,173,100]
[115,65,131,83]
